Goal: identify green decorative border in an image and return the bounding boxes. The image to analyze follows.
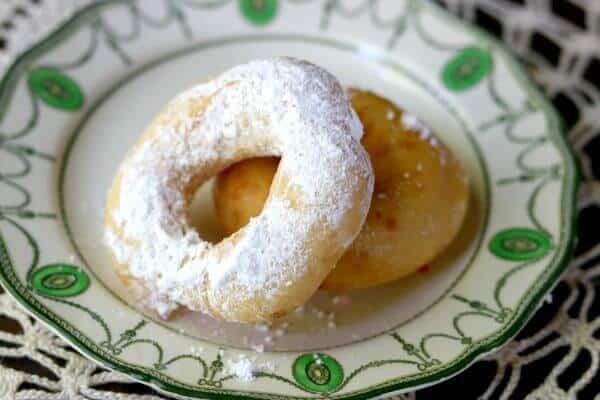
[0,1,580,399]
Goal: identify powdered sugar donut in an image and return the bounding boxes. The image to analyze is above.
[104,58,373,322]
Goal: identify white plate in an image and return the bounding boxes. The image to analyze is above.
[0,1,578,398]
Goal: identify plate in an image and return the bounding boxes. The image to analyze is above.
[0,0,579,398]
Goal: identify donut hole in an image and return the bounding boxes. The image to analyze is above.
[187,177,228,244]
[188,157,280,244]
[213,157,280,237]
[188,155,283,244]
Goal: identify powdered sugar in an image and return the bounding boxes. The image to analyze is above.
[251,344,265,353]
[207,197,309,291]
[105,58,373,321]
[332,295,351,306]
[228,357,255,381]
[401,112,438,147]
[225,355,276,382]
[401,112,448,165]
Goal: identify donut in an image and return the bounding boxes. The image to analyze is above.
[104,59,373,322]
[214,89,469,291]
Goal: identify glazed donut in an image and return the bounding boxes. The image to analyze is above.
[104,59,373,322]
[214,89,469,291]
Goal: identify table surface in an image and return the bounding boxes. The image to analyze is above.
[0,0,598,399]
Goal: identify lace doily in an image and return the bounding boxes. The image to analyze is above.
[0,1,598,399]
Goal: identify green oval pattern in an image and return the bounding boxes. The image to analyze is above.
[442,47,493,91]
[31,264,90,297]
[239,0,277,25]
[28,67,84,110]
[292,353,343,393]
[489,228,551,261]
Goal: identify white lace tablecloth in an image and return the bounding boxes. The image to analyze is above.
[0,1,598,399]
